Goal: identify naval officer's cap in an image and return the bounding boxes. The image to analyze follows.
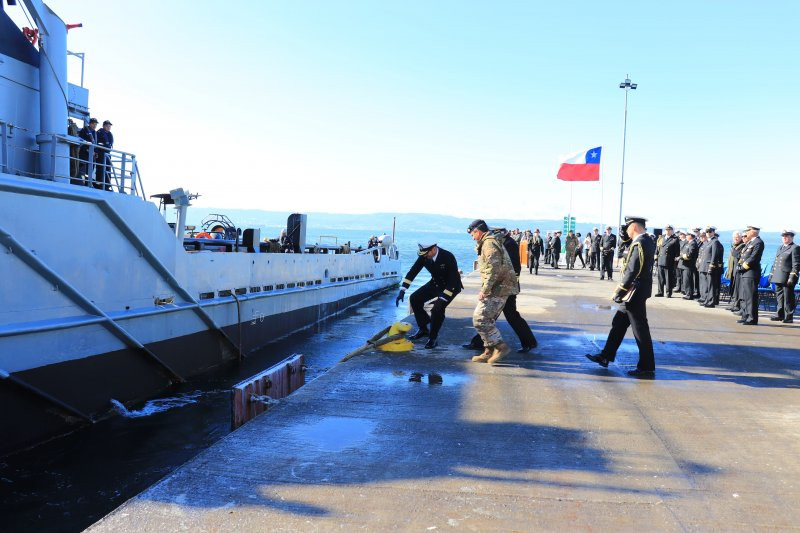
[782,229,795,236]
[746,225,760,231]
[624,215,647,226]
[467,219,489,233]
[664,224,674,230]
[704,226,716,233]
[417,242,437,256]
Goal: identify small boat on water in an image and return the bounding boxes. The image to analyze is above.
[0,1,401,456]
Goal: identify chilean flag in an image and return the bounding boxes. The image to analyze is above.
[557,146,602,181]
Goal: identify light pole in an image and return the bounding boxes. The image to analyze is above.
[617,75,637,231]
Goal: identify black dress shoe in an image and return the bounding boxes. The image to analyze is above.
[666,293,672,298]
[585,353,609,368]
[424,338,438,349]
[704,304,715,308]
[654,293,664,297]
[783,318,794,323]
[427,373,443,385]
[626,368,655,378]
[742,321,758,326]
[682,296,694,300]
[409,328,429,340]
[517,340,538,353]
[770,316,784,321]
[462,341,483,350]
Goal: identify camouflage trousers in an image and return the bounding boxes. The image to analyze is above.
[472,295,508,347]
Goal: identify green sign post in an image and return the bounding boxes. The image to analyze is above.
[561,216,575,253]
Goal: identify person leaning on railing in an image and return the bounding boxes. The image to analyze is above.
[95,120,114,191]
[77,118,98,184]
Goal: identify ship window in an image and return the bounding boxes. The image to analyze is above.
[315,280,321,285]
[250,286,261,293]
[287,282,296,288]
[276,284,285,290]
[235,288,246,295]
[219,289,232,297]
[264,285,273,291]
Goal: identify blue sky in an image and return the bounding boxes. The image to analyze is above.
[10,1,800,229]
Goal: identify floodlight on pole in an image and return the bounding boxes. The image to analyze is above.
[617,75,637,231]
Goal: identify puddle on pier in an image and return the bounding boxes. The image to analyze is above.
[362,370,472,387]
[292,416,375,453]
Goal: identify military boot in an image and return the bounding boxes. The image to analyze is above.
[471,347,492,363]
[487,342,511,365]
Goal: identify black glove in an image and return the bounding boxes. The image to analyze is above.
[395,290,405,307]
[737,265,746,273]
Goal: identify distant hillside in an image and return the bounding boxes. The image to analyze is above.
[185,207,785,243]
[186,208,601,235]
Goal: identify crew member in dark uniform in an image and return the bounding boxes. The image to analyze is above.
[726,232,745,312]
[737,225,764,325]
[600,226,617,280]
[679,232,699,300]
[586,216,656,377]
[696,231,710,304]
[396,242,462,349]
[95,120,114,190]
[654,224,680,297]
[590,228,601,270]
[77,117,98,184]
[550,231,562,268]
[692,227,702,298]
[675,231,686,293]
[769,230,800,323]
[703,228,724,307]
[463,228,538,353]
[528,229,543,275]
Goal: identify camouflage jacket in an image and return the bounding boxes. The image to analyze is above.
[477,233,519,297]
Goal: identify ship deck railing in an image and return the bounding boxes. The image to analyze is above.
[0,120,145,197]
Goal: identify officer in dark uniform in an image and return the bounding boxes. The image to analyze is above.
[95,120,114,190]
[396,242,462,348]
[726,232,745,312]
[737,225,764,325]
[77,117,98,184]
[464,228,538,353]
[654,224,680,297]
[769,229,800,323]
[696,231,711,304]
[692,227,702,298]
[550,231,561,268]
[679,232,699,300]
[600,226,617,280]
[586,216,656,377]
[702,228,724,307]
[675,231,686,293]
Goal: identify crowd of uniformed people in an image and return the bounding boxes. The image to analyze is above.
[396,216,799,378]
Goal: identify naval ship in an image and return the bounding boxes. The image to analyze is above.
[0,1,401,455]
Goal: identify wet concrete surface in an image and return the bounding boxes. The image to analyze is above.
[89,266,800,531]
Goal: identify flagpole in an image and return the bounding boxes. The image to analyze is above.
[618,75,637,230]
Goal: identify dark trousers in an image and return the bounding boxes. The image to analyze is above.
[657,266,676,295]
[471,294,537,349]
[740,275,759,323]
[682,268,696,298]
[584,249,590,266]
[552,252,560,268]
[409,281,455,339]
[775,283,796,319]
[528,254,540,274]
[600,298,655,371]
[708,268,722,305]
[693,270,700,297]
[730,271,742,310]
[94,153,110,190]
[699,272,709,303]
[676,267,684,292]
[574,250,585,268]
[590,250,599,270]
[600,252,613,279]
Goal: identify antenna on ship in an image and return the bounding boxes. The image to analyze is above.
[392,216,396,244]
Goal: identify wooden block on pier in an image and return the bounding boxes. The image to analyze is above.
[230,353,304,430]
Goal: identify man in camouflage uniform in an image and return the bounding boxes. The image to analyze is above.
[467,219,519,365]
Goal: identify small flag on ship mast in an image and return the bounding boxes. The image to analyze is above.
[557,146,602,181]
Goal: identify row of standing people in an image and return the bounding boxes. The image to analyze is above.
[653,225,798,325]
[68,117,114,190]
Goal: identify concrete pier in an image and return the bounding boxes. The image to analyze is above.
[90,266,800,531]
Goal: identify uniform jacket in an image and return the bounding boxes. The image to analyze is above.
[401,247,463,300]
[477,233,519,298]
[726,242,745,280]
[97,128,114,151]
[527,235,543,258]
[679,239,699,271]
[656,234,680,267]
[617,233,656,302]
[698,237,723,273]
[769,242,800,285]
[565,234,579,256]
[738,236,764,279]
[591,233,602,252]
[78,126,97,159]
[550,235,562,255]
[601,233,617,255]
